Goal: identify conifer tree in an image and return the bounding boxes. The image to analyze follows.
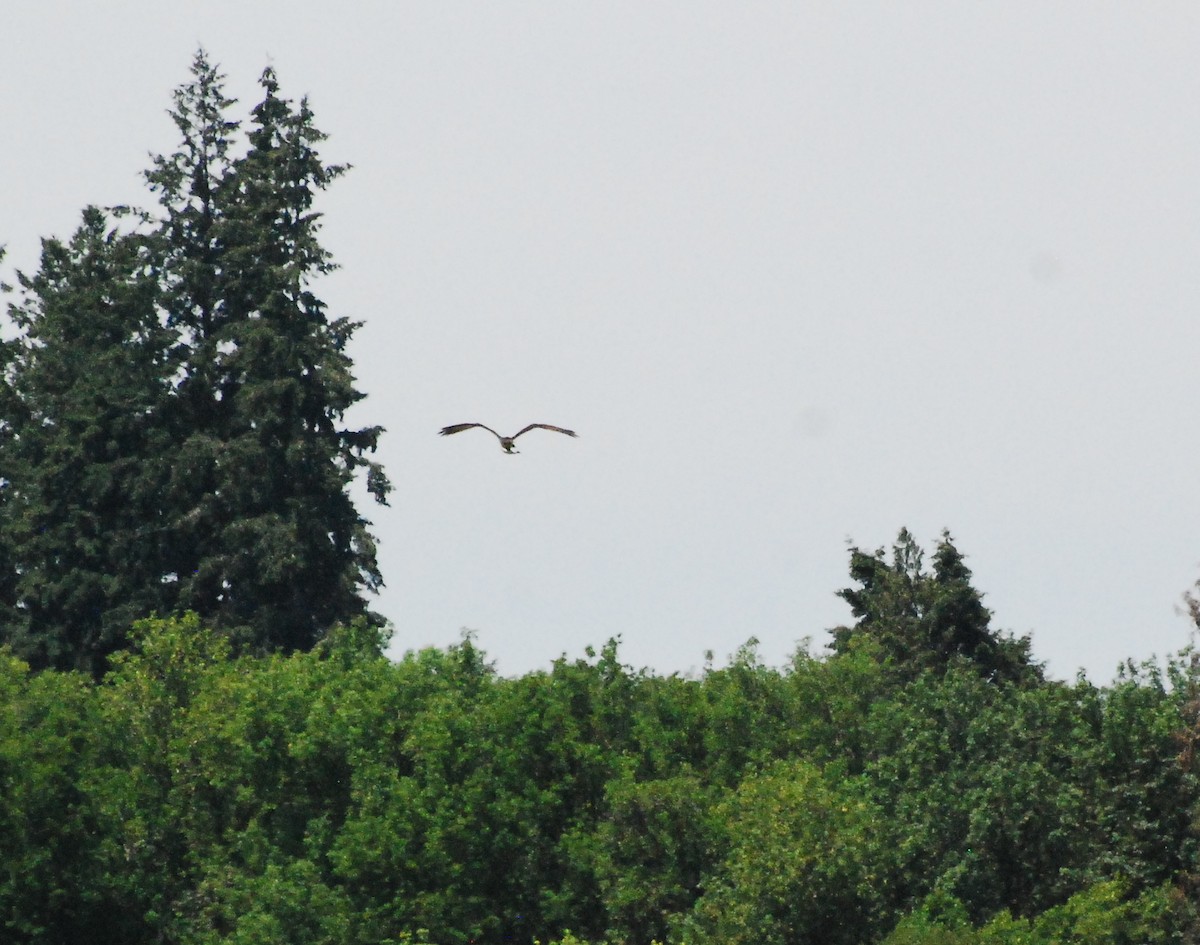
[148,54,390,649]
[0,209,174,672]
[831,528,1039,684]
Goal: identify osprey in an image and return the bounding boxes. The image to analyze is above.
[438,422,578,454]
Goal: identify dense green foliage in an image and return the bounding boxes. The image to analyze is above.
[0,604,1196,945]
[0,52,389,674]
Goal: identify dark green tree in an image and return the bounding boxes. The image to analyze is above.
[831,528,1040,685]
[148,52,390,650]
[0,209,174,673]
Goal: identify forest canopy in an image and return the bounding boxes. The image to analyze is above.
[0,611,1198,944]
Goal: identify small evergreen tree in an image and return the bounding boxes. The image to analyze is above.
[831,528,1039,685]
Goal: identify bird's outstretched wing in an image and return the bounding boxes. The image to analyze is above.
[439,423,502,440]
[512,423,578,440]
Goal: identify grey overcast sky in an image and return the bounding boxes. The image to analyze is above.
[3,3,1199,682]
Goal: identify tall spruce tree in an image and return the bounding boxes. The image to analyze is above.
[0,51,390,671]
[148,54,390,650]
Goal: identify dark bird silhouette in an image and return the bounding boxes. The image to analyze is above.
[438,422,578,454]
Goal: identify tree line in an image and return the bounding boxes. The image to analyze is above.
[3,53,1200,944]
[2,556,1199,944]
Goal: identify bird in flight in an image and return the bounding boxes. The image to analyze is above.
[438,422,578,454]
